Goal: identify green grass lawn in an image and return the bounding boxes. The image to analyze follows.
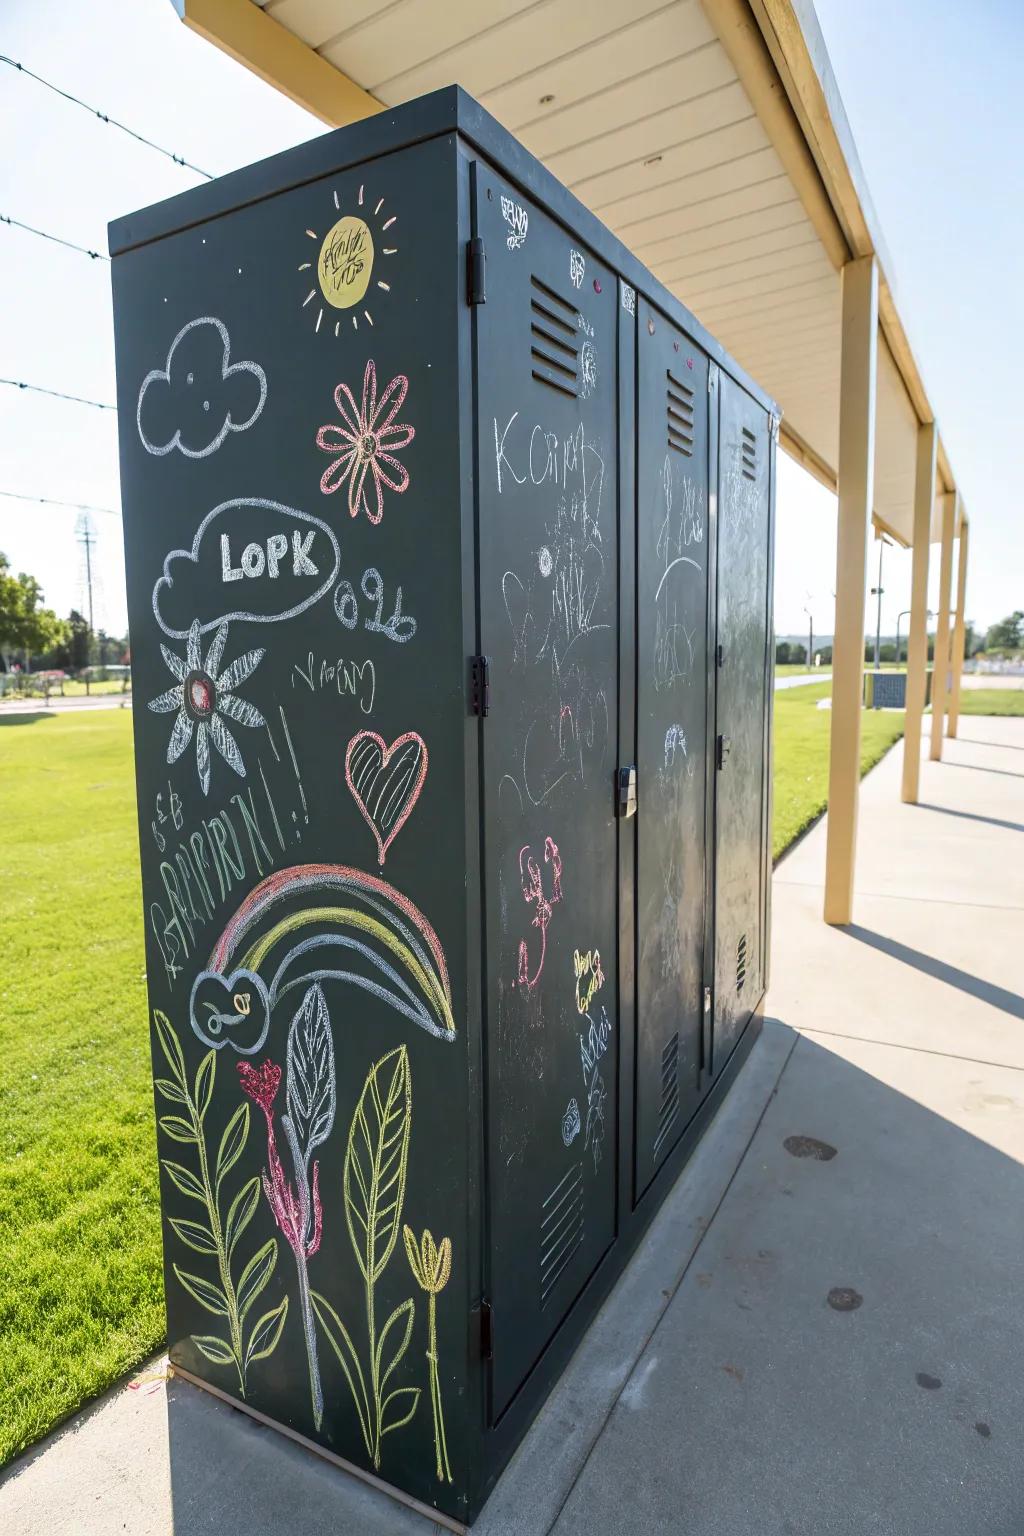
[0,711,160,1465]
[953,688,1024,716]
[772,682,906,859]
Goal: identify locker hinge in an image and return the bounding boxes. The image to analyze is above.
[468,236,487,305]
[716,734,732,769]
[469,654,490,716]
[479,1298,494,1360]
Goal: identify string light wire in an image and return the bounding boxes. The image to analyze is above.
[1,378,117,411]
[1,212,108,262]
[0,54,213,179]
[0,490,120,518]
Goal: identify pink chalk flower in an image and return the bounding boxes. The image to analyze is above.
[238,1058,322,1261]
[315,359,414,524]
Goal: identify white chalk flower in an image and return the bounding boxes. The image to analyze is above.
[148,618,265,796]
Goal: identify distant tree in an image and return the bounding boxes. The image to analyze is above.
[67,610,92,670]
[819,645,833,664]
[776,640,792,664]
[789,641,807,664]
[985,611,1023,655]
[0,553,68,665]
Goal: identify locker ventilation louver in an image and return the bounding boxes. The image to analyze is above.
[653,1031,680,1160]
[530,275,580,399]
[666,369,695,457]
[737,933,748,993]
[741,426,757,481]
[540,1162,583,1305]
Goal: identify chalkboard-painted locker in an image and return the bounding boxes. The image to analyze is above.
[109,86,775,1529]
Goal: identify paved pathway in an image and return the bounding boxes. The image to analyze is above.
[774,670,831,689]
[2,717,1021,1534]
[0,693,132,715]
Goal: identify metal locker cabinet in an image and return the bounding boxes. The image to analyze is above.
[633,297,714,1195]
[471,162,620,1419]
[108,86,778,1529]
[712,375,775,1069]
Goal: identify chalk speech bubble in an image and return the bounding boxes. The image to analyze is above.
[152,497,341,639]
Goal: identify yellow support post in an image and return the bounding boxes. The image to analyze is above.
[900,421,936,803]
[947,517,969,737]
[824,255,877,927]
[929,491,957,760]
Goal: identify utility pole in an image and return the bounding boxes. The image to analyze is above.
[803,603,814,670]
[75,513,96,633]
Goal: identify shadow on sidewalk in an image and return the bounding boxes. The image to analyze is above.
[841,925,1024,1019]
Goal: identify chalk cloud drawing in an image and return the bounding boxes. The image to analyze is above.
[149,618,265,796]
[300,181,398,337]
[404,1226,454,1484]
[152,499,341,640]
[191,969,271,1054]
[316,359,415,524]
[561,1098,581,1147]
[501,195,529,250]
[569,249,585,289]
[345,729,428,867]
[137,317,266,459]
[239,982,336,1430]
[153,1010,288,1398]
[515,836,563,991]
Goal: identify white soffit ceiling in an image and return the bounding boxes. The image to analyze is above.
[257,0,920,542]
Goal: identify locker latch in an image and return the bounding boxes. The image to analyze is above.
[716,735,732,769]
[616,765,637,818]
[470,655,490,716]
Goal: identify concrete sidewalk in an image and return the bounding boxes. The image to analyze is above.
[3,717,1021,1534]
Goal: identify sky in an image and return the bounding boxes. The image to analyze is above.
[0,0,1020,643]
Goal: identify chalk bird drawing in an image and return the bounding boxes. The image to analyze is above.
[316,359,415,524]
[344,729,428,866]
[148,618,265,795]
[239,982,336,1430]
[153,1010,288,1398]
[404,1225,454,1483]
[313,1046,419,1469]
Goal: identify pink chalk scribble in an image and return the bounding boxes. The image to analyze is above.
[515,836,563,991]
[316,359,414,525]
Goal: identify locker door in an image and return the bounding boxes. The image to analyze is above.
[472,167,620,1417]
[633,300,712,1194]
[712,375,772,1067]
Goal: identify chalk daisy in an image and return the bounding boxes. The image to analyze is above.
[315,358,414,524]
[148,619,265,796]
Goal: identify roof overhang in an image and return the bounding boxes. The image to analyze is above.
[171,0,962,546]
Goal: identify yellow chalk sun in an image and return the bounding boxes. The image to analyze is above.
[298,183,398,338]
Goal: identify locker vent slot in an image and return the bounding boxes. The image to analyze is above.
[737,933,748,993]
[666,369,694,456]
[540,1162,583,1305]
[531,275,580,399]
[653,1031,680,1159]
[741,426,757,481]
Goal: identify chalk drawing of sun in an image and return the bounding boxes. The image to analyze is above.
[298,184,398,338]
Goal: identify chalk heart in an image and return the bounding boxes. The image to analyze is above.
[189,969,270,1055]
[344,729,428,867]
